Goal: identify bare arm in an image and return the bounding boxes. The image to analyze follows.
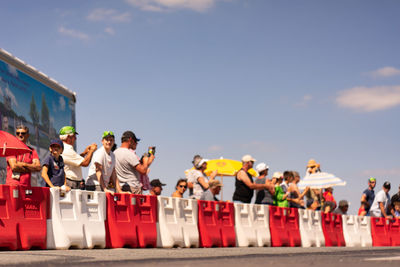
[135,155,155,175]
[41,165,56,188]
[111,168,123,194]
[265,179,275,195]
[379,202,391,218]
[238,171,267,190]
[197,176,209,190]
[8,158,29,173]
[80,146,97,167]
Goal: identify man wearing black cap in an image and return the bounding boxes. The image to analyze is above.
[369,181,392,218]
[114,131,155,194]
[150,179,166,196]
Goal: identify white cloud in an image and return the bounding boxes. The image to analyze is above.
[208,145,223,152]
[58,26,90,41]
[370,66,400,78]
[59,96,66,111]
[336,85,400,112]
[104,27,115,35]
[125,0,216,12]
[87,8,131,23]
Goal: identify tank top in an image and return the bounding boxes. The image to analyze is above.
[233,169,254,203]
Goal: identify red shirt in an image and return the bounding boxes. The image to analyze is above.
[323,191,336,203]
[6,147,39,187]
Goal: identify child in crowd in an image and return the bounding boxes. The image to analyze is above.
[41,139,70,191]
[394,202,400,218]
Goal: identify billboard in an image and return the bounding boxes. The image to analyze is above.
[0,52,76,186]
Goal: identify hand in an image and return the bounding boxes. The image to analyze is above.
[104,188,115,195]
[210,170,218,178]
[65,185,71,192]
[90,143,98,151]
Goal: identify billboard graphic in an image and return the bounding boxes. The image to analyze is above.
[0,57,75,185]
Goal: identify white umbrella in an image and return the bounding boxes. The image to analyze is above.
[297,172,346,189]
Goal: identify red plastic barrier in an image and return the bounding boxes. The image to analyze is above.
[390,218,400,246]
[105,193,157,248]
[268,206,301,247]
[321,212,345,247]
[0,185,49,250]
[197,200,236,248]
[370,216,391,246]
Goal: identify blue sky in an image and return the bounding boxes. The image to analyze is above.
[1,0,400,213]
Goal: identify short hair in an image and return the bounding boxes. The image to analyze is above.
[16,124,29,134]
[292,171,300,178]
[175,178,187,188]
[283,171,294,181]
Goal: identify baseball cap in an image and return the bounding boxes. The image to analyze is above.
[50,139,64,150]
[242,154,256,163]
[121,131,140,142]
[209,180,223,188]
[272,171,283,179]
[369,177,376,182]
[59,126,78,135]
[256,163,269,173]
[150,179,166,187]
[383,181,391,189]
[102,131,115,139]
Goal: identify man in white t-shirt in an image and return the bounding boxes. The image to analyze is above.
[370,181,392,218]
[187,157,217,199]
[60,126,97,189]
[114,131,155,194]
[85,131,122,194]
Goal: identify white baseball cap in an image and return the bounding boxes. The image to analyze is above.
[196,158,208,168]
[242,154,256,163]
[255,163,269,173]
[272,171,283,179]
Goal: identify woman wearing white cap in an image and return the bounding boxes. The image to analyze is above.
[254,163,275,205]
[187,157,217,199]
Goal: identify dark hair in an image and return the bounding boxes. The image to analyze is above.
[121,131,139,143]
[175,178,187,189]
[191,155,201,166]
[283,171,294,181]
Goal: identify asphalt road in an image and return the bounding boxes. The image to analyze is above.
[1,247,400,267]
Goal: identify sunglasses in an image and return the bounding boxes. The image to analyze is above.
[16,132,27,136]
[178,185,187,189]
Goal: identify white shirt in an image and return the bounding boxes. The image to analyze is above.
[86,146,115,186]
[187,169,208,200]
[62,143,84,181]
[370,189,390,217]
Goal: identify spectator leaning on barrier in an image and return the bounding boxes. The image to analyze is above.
[172,178,188,198]
[187,157,217,200]
[233,155,273,204]
[41,139,70,191]
[6,125,41,186]
[254,163,275,205]
[150,179,165,196]
[273,172,289,207]
[288,171,309,208]
[369,181,392,218]
[186,154,202,197]
[60,126,97,190]
[322,187,336,213]
[358,177,376,216]
[393,202,400,218]
[201,179,223,201]
[390,184,400,215]
[114,131,155,194]
[85,131,122,194]
[334,200,349,215]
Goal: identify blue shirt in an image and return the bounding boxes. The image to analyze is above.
[42,154,65,187]
[363,188,375,213]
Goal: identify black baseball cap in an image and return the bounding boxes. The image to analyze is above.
[383,181,391,189]
[121,131,140,143]
[150,179,166,188]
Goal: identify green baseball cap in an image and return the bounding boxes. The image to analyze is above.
[369,177,376,182]
[59,126,78,135]
[102,131,115,139]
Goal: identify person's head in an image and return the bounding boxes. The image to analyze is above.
[49,139,64,159]
[242,155,256,169]
[194,157,208,171]
[307,159,320,173]
[209,179,223,195]
[59,126,78,145]
[383,181,391,193]
[292,171,300,183]
[394,202,400,212]
[256,163,269,177]
[325,187,333,193]
[272,171,283,184]
[121,131,140,150]
[368,177,376,189]
[283,171,294,183]
[175,179,187,193]
[338,200,349,213]
[150,179,166,195]
[191,155,202,167]
[102,131,115,152]
[15,125,30,143]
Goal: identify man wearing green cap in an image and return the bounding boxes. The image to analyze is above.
[59,126,97,189]
[358,177,376,216]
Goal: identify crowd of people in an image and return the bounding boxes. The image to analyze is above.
[4,124,400,218]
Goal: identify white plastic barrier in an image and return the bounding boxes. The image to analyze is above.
[157,196,199,248]
[47,188,106,249]
[298,209,325,247]
[342,215,372,247]
[234,203,270,247]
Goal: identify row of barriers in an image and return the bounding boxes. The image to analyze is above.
[0,185,400,250]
